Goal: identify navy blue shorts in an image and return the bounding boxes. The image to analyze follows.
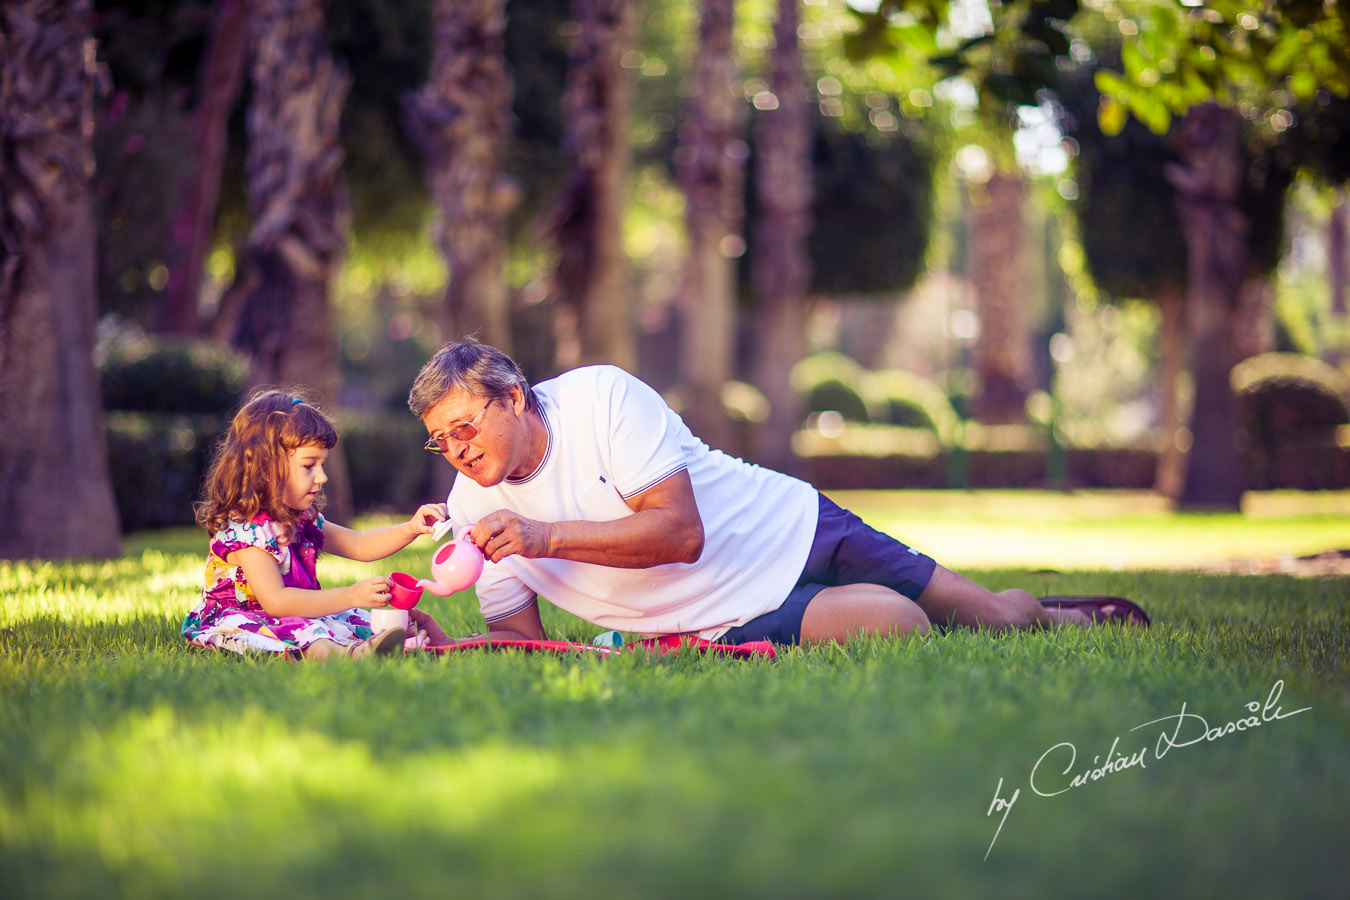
[717,493,937,646]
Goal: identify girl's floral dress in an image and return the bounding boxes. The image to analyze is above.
[182,510,374,657]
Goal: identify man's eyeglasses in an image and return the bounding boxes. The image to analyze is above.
[424,398,496,453]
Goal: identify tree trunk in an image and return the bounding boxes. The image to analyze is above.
[1232,275,1274,362]
[157,0,250,335]
[1166,103,1247,510]
[0,0,121,560]
[750,0,812,475]
[968,169,1032,424]
[1329,192,1346,368]
[1152,286,1186,499]
[404,0,516,352]
[231,0,354,521]
[544,0,637,372]
[675,0,743,452]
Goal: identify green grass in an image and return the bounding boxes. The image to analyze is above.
[829,489,1350,569]
[3,491,1349,899]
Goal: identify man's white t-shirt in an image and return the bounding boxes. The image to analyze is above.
[446,365,819,640]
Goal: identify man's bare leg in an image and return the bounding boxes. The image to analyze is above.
[913,566,1093,631]
[800,584,932,645]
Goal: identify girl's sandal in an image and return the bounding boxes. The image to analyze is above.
[346,627,407,659]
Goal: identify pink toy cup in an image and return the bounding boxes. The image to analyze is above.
[388,571,425,609]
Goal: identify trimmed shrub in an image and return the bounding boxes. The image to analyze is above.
[860,369,960,445]
[1232,353,1350,490]
[791,352,870,423]
[798,445,1163,492]
[100,338,246,532]
[790,352,863,393]
[106,409,439,531]
[100,337,249,414]
[106,411,226,531]
[340,412,437,513]
[1232,352,1350,438]
[99,338,443,530]
[804,379,871,422]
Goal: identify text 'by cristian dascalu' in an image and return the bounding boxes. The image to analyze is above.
[983,679,1311,860]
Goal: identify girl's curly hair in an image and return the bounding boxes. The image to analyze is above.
[195,389,339,537]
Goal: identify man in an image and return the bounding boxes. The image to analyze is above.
[409,340,1141,645]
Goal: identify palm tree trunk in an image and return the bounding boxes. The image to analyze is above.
[231,0,354,520]
[1152,286,1186,499]
[0,0,121,559]
[405,0,516,352]
[546,0,637,371]
[968,169,1032,424]
[1166,103,1248,510]
[750,0,812,475]
[676,0,744,452]
[1328,192,1346,368]
[1232,275,1274,362]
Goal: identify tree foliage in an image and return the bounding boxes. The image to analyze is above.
[1059,54,1297,300]
[805,113,935,295]
[740,76,935,299]
[1090,0,1350,137]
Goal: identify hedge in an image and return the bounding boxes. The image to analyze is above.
[106,411,435,532]
[798,440,1348,492]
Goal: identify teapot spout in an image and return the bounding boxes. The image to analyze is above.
[417,578,457,598]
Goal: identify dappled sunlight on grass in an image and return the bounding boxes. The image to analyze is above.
[1,492,1347,898]
[5,625,1344,898]
[0,704,571,896]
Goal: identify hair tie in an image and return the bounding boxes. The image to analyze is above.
[291,397,304,406]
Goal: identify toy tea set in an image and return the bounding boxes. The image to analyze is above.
[368,519,775,659]
[369,519,483,633]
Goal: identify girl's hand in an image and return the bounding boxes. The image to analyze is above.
[407,503,450,536]
[347,576,394,609]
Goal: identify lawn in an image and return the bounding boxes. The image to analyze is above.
[2,490,1348,899]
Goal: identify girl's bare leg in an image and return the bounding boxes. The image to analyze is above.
[301,630,405,661]
[302,639,342,661]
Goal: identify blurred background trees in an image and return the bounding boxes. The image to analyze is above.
[404,0,516,356]
[4,0,1350,558]
[230,0,355,520]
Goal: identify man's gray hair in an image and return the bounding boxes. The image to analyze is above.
[408,340,539,418]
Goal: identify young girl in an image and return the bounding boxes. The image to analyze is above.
[184,390,450,660]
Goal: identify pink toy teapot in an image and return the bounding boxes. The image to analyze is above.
[420,533,485,596]
[388,531,484,608]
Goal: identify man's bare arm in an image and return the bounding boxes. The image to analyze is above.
[466,469,704,568]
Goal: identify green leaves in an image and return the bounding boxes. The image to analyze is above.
[1096,93,1129,136]
[1093,67,1171,136]
[1091,0,1350,133]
